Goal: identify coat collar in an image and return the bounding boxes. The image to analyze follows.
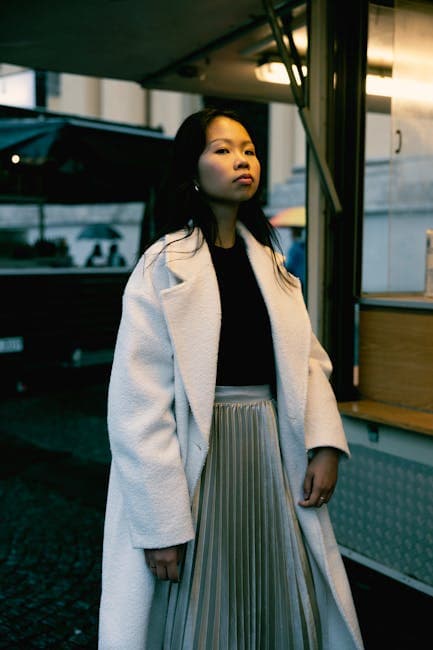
[160,223,311,444]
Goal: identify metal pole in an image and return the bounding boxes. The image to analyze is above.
[262,0,342,214]
[38,202,45,241]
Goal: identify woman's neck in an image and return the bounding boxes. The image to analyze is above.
[210,202,238,248]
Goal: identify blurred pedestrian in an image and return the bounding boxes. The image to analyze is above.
[285,225,306,290]
[99,108,364,649]
[85,243,106,267]
[107,243,126,267]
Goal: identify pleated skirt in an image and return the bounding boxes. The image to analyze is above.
[152,385,321,650]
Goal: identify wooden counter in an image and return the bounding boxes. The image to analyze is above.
[339,399,433,438]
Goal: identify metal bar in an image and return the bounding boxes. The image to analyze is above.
[262,0,342,214]
[322,0,368,400]
[284,22,306,96]
[339,546,433,598]
[240,6,307,57]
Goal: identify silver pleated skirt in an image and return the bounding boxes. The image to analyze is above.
[151,385,321,650]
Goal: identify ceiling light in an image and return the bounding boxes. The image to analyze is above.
[255,61,307,85]
[366,73,433,102]
[256,63,433,102]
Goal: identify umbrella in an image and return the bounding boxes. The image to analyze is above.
[77,223,122,241]
[269,206,306,228]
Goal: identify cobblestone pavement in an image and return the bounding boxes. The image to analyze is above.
[0,373,110,649]
[0,370,431,649]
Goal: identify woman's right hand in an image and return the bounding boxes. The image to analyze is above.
[144,544,185,582]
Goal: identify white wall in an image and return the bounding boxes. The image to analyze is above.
[268,103,305,189]
[365,112,392,158]
[48,74,203,137]
[48,74,102,119]
[149,90,202,136]
[100,79,146,125]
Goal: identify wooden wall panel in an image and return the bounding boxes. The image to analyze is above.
[359,308,433,412]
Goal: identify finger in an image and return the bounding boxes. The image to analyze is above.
[317,490,334,507]
[298,471,314,507]
[299,494,317,507]
[156,564,168,581]
[307,477,329,505]
[323,487,334,504]
[145,550,157,570]
[145,552,154,567]
[146,559,157,577]
[301,470,313,500]
[166,561,180,582]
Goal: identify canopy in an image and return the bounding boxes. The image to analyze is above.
[0,106,173,203]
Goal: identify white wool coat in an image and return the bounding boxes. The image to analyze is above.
[98,222,364,650]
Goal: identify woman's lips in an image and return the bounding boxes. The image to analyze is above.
[234,174,253,185]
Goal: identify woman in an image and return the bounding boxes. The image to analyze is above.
[99,108,364,649]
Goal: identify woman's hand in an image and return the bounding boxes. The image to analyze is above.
[298,447,340,508]
[144,544,185,582]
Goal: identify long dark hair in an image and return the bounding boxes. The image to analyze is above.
[148,107,295,286]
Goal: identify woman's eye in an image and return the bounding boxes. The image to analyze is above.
[245,149,256,156]
[215,148,230,154]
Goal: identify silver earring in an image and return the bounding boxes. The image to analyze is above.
[193,183,199,192]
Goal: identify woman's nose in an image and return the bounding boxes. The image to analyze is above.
[234,154,249,169]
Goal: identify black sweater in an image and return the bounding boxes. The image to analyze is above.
[209,236,276,387]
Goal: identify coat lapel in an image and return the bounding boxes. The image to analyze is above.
[160,229,221,445]
[236,222,311,422]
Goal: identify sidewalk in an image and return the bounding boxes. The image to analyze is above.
[0,376,110,649]
[0,373,431,648]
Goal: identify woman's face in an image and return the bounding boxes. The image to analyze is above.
[197,116,260,207]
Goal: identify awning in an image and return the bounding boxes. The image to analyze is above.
[0,106,173,203]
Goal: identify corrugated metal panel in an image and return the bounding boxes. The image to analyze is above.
[330,444,433,589]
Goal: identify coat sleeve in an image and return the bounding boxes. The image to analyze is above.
[274,251,350,457]
[304,333,351,458]
[107,251,195,549]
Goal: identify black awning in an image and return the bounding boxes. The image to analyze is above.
[0,106,173,203]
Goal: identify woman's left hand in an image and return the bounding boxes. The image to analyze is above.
[298,447,340,508]
[144,544,185,582]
